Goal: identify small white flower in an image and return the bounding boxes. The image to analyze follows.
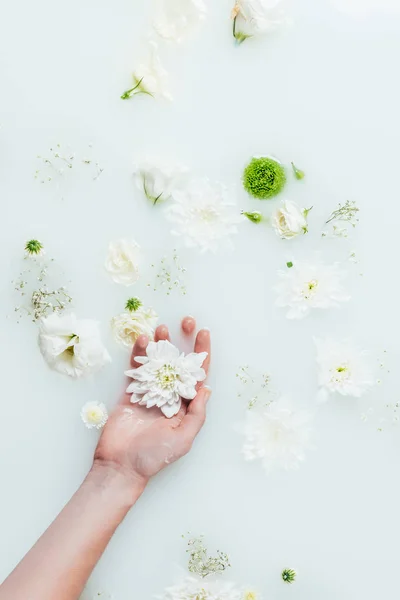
[123,41,172,100]
[105,239,141,286]
[81,402,108,429]
[165,178,241,253]
[111,307,158,348]
[274,261,350,319]
[133,159,187,204]
[315,338,375,399]
[125,340,207,418]
[232,0,286,42]
[38,313,111,378]
[242,398,313,472]
[153,0,207,43]
[160,576,243,600]
[272,200,311,239]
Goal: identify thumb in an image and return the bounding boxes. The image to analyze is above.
[178,386,212,441]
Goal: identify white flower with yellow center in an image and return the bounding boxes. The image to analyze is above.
[153,0,207,43]
[274,261,350,319]
[160,576,243,600]
[125,340,207,418]
[242,398,313,472]
[165,178,241,253]
[315,338,375,399]
[38,313,111,378]
[104,239,141,286]
[81,402,108,430]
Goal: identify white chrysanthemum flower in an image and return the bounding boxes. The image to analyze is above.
[153,0,207,42]
[232,0,286,42]
[127,41,172,100]
[272,200,311,239]
[133,159,188,204]
[125,340,207,418]
[242,398,313,472]
[160,576,243,600]
[81,402,108,429]
[165,178,241,253]
[105,239,141,286]
[274,261,350,319]
[111,307,158,348]
[315,338,375,399]
[38,313,111,378]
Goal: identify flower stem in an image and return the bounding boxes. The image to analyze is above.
[121,77,153,100]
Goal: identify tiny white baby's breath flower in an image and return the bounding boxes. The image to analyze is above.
[81,402,108,429]
[160,576,243,600]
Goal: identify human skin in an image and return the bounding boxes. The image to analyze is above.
[0,316,211,600]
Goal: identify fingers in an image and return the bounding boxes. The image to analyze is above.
[154,324,170,342]
[194,328,211,382]
[182,316,196,335]
[178,386,212,442]
[130,334,149,368]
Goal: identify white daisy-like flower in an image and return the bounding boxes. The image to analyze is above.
[104,239,141,286]
[133,159,188,204]
[111,307,158,348]
[38,313,111,378]
[274,260,350,319]
[122,41,172,100]
[165,178,241,253]
[125,340,207,418]
[272,200,311,239]
[160,576,243,600]
[232,0,286,43]
[315,338,375,399]
[81,402,108,430]
[153,0,207,43]
[242,398,313,472]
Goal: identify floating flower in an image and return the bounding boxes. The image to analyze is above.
[243,156,286,200]
[104,239,141,286]
[274,260,350,319]
[153,0,207,42]
[81,402,108,429]
[315,338,375,399]
[125,339,207,418]
[133,159,187,204]
[38,313,111,378]
[165,178,241,252]
[160,576,243,600]
[121,41,172,100]
[291,162,305,180]
[187,535,231,578]
[25,239,44,257]
[272,200,311,239]
[111,301,158,348]
[281,569,297,584]
[242,398,313,472]
[232,0,286,44]
[243,590,261,600]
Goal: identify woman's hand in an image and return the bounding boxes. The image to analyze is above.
[94,316,211,488]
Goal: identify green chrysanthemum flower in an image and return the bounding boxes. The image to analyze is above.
[25,239,43,256]
[281,568,297,584]
[243,157,286,200]
[125,297,142,312]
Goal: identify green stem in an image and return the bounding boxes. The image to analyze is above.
[121,77,154,100]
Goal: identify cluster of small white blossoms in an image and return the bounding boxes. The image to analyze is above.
[160,577,245,600]
[34,143,104,184]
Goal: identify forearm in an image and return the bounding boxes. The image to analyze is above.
[0,463,146,600]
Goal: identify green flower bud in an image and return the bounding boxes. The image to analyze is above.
[125,297,142,312]
[242,211,263,224]
[25,239,43,256]
[281,569,297,584]
[291,162,305,180]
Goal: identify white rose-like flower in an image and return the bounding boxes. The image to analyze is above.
[121,41,172,100]
[315,338,375,400]
[242,398,313,472]
[38,313,111,378]
[111,307,158,348]
[125,340,207,418]
[274,261,350,319]
[232,0,286,43]
[153,0,207,43]
[161,576,243,600]
[104,239,141,286]
[81,402,108,430]
[165,178,241,253]
[133,159,188,204]
[272,200,311,239]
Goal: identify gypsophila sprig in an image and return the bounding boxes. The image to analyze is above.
[125,297,142,312]
[25,239,44,256]
[186,535,231,578]
[281,569,297,584]
[243,157,286,200]
[291,162,305,180]
[236,365,276,409]
[322,200,360,238]
[34,143,104,185]
[148,250,187,296]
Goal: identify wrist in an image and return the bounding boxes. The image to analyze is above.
[88,460,148,510]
